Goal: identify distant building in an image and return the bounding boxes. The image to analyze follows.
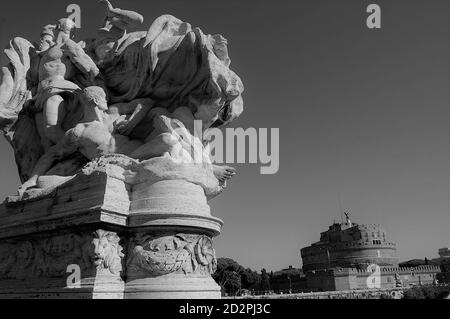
[437,247,450,283]
[301,214,441,292]
[305,266,440,292]
[439,248,450,258]
[270,266,307,293]
[301,214,398,272]
[273,265,304,277]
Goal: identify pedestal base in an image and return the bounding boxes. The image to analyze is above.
[0,157,223,299]
[125,275,221,299]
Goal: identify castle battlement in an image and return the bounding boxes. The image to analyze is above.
[301,217,399,272]
[354,265,441,275]
[302,216,442,292]
[306,265,441,292]
[332,268,358,274]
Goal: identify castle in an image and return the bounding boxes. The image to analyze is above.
[301,214,441,292]
[436,248,450,283]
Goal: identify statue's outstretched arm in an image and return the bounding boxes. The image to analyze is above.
[144,15,182,47]
[101,0,144,30]
[63,39,100,80]
[115,99,154,136]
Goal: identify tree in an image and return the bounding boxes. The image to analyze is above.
[213,258,245,296]
[213,258,266,295]
[403,287,424,299]
[241,268,260,291]
[403,286,440,299]
[260,268,271,293]
[269,271,274,287]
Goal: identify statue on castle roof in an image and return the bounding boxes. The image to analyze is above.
[344,212,352,226]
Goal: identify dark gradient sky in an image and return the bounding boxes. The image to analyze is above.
[0,0,449,271]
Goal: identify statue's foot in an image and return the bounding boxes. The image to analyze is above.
[213,165,236,183]
[17,180,38,197]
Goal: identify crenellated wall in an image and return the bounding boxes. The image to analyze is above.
[306,266,441,292]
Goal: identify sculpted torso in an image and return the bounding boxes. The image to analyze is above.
[39,38,98,84]
[71,121,142,160]
[39,43,73,82]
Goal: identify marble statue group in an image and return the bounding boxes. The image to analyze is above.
[0,0,244,200]
[0,0,244,299]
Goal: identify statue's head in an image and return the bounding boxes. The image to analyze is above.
[92,230,124,275]
[56,18,77,38]
[82,86,108,111]
[189,95,223,125]
[39,24,56,51]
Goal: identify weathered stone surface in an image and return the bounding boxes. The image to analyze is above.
[0,0,242,299]
[0,158,223,298]
[0,227,126,299]
[0,1,243,195]
[127,233,217,277]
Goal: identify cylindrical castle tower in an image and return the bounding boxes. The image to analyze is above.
[301,217,398,272]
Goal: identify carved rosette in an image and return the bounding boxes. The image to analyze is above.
[127,234,217,277]
[0,229,124,281]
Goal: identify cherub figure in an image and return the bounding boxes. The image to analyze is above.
[27,25,57,99]
[34,18,100,148]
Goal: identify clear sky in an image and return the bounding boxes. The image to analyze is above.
[0,0,449,272]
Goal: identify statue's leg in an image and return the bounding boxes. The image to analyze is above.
[143,108,172,143]
[43,95,66,145]
[108,102,133,116]
[130,133,178,161]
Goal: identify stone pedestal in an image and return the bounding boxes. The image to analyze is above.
[0,156,223,299]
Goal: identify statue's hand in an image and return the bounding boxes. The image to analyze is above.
[17,179,38,197]
[99,0,114,16]
[116,121,130,135]
[114,116,133,135]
